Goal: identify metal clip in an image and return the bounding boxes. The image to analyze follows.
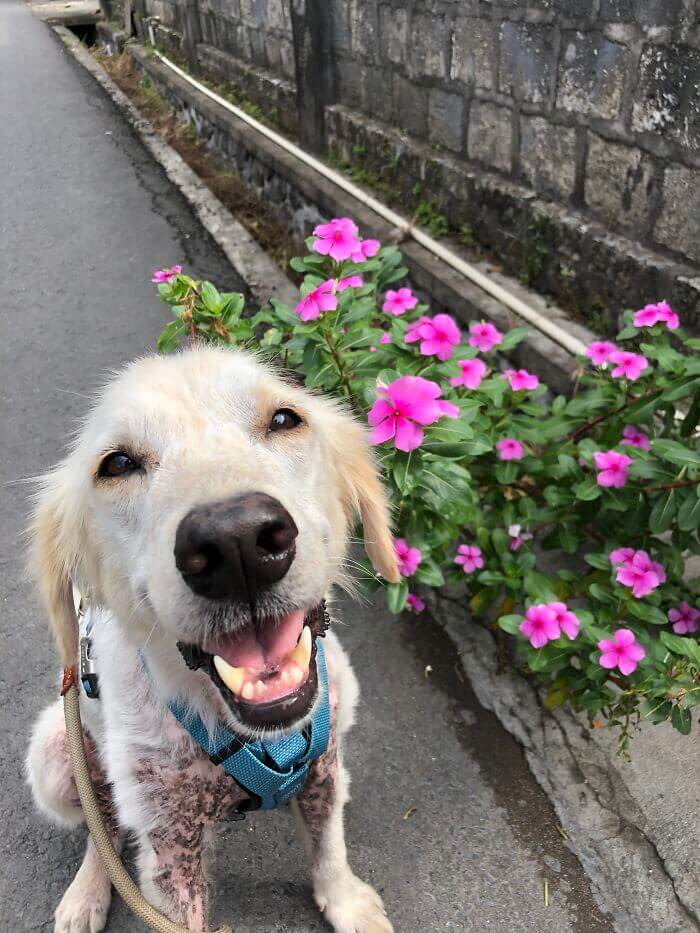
[80,635,100,699]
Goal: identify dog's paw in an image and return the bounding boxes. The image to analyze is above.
[315,872,393,933]
[54,873,111,933]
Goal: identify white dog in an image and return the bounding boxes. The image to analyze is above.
[26,347,399,933]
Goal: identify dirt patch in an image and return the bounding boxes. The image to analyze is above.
[94,48,304,277]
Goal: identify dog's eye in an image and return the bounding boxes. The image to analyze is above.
[98,451,141,478]
[269,408,302,432]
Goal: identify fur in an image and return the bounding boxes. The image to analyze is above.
[25,347,397,933]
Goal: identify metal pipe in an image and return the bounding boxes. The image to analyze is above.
[153,50,588,358]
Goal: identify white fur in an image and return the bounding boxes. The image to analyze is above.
[26,347,397,932]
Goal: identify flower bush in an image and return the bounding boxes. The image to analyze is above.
[151,224,700,752]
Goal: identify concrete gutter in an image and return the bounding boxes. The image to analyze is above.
[53,29,699,933]
[53,26,298,310]
[435,591,700,933]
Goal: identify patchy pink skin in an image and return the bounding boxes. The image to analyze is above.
[135,679,339,927]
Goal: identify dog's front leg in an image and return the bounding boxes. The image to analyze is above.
[293,733,393,933]
[137,825,210,932]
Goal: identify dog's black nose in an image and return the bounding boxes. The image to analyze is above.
[174,493,298,600]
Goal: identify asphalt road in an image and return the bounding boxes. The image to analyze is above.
[0,2,612,930]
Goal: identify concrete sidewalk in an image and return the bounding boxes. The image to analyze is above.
[0,2,610,931]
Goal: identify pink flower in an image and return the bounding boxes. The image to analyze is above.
[609,350,649,381]
[336,274,363,292]
[668,602,700,635]
[394,538,422,577]
[598,629,645,676]
[294,280,338,322]
[382,287,418,316]
[504,368,540,392]
[593,450,633,488]
[633,301,680,331]
[508,524,532,552]
[380,332,392,344]
[547,602,580,640]
[367,375,459,451]
[454,545,484,574]
[609,547,635,568]
[450,357,488,390]
[519,605,560,649]
[615,550,665,598]
[312,217,361,262]
[585,341,618,365]
[621,425,651,451]
[404,313,461,361]
[468,321,503,352]
[496,438,524,461]
[352,239,381,262]
[406,593,426,613]
[151,264,182,283]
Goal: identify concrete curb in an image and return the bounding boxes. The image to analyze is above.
[53,26,298,311]
[435,594,700,933]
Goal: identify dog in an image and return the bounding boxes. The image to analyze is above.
[26,346,399,933]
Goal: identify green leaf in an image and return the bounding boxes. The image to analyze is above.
[498,327,529,351]
[671,704,692,735]
[584,552,612,571]
[639,698,671,724]
[651,439,700,469]
[677,489,700,532]
[574,478,601,501]
[589,583,614,604]
[498,614,523,635]
[200,281,222,314]
[494,461,518,484]
[270,299,299,326]
[415,559,445,587]
[156,319,186,353]
[386,580,408,614]
[660,631,700,664]
[627,601,668,626]
[648,489,678,534]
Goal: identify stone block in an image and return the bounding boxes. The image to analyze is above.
[656,164,700,262]
[379,5,408,65]
[279,37,295,79]
[330,0,350,51]
[361,66,393,124]
[337,59,363,109]
[557,31,627,119]
[598,0,634,18]
[428,89,465,152]
[392,73,429,137]
[632,43,700,151]
[632,0,683,25]
[520,116,577,197]
[240,0,266,28]
[350,0,378,63]
[468,102,513,173]
[266,0,290,33]
[409,13,448,78]
[499,22,555,104]
[450,17,494,90]
[585,134,655,232]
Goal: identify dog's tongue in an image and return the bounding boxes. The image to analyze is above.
[203,609,305,673]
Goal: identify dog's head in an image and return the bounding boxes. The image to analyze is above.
[31,347,398,731]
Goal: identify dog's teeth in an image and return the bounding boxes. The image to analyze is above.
[291,666,304,685]
[213,656,245,695]
[242,682,255,700]
[288,626,312,672]
[255,680,266,698]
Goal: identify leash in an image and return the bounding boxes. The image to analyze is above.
[62,666,233,933]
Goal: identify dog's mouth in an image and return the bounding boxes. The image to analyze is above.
[178,604,329,730]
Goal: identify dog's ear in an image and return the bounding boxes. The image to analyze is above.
[30,470,84,665]
[327,412,400,584]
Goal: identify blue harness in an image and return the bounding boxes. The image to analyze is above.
[80,608,330,815]
[166,640,330,813]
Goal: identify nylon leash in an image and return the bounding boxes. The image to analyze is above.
[62,667,233,933]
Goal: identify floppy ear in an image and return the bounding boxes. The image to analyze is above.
[30,470,84,666]
[328,413,400,584]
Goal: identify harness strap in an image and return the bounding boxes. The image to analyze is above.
[167,640,330,811]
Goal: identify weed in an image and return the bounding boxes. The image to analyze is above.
[459,223,476,248]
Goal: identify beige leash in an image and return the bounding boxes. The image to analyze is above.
[62,666,232,933]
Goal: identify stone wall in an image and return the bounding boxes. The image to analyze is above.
[128,0,700,330]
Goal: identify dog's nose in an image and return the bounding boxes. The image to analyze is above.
[174,493,298,600]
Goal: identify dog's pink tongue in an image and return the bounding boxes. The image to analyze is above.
[204,610,305,673]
